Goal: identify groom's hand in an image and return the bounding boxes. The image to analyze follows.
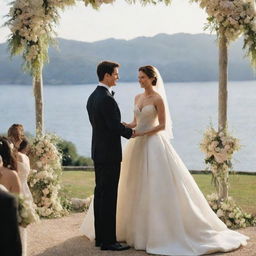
[131,129,137,138]
[132,130,144,138]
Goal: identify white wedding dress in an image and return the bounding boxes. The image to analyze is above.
[81,103,249,255]
[17,152,35,256]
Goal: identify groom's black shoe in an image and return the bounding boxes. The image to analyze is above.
[101,242,130,251]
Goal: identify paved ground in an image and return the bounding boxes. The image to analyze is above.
[27,213,256,256]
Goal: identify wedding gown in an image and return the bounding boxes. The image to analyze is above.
[81,104,249,255]
[17,152,34,256]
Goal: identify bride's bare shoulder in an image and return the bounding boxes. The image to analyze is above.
[153,93,164,107]
[153,92,163,101]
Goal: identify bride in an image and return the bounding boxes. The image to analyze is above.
[81,65,249,255]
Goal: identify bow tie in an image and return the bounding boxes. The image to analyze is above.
[111,91,115,96]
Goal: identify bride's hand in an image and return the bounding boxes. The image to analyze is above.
[122,122,129,127]
[123,122,133,128]
[132,131,145,138]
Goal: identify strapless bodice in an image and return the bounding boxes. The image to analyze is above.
[134,104,158,133]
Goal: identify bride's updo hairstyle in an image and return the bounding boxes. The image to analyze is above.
[139,65,157,86]
[0,137,17,170]
[8,124,24,148]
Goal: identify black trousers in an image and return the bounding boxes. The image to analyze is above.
[93,162,121,246]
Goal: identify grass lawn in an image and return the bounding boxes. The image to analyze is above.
[61,171,256,215]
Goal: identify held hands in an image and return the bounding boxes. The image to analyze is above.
[122,122,146,138]
[131,130,145,138]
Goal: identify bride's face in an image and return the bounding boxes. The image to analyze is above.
[138,71,153,88]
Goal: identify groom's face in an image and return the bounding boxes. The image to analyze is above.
[108,67,119,86]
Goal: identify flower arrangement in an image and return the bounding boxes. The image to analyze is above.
[6,0,117,76]
[200,125,240,188]
[70,196,93,212]
[17,194,39,228]
[83,0,115,9]
[28,133,65,218]
[192,0,256,66]
[207,193,256,228]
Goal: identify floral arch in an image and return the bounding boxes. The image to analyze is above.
[5,0,256,221]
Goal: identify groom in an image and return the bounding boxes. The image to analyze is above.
[86,61,134,251]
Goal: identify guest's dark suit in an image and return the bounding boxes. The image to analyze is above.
[0,189,22,256]
[86,85,132,246]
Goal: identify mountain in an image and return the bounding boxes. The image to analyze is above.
[0,33,255,85]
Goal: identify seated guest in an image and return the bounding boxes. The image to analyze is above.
[0,137,21,194]
[0,136,22,256]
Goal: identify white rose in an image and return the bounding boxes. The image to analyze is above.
[43,188,49,195]
[224,145,230,150]
[235,219,240,224]
[219,132,224,137]
[221,203,229,211]
[215,147,220,152]
[217,209,224,217]
[37,161,42,168]
[21,209,29,219]
[212,204,218,210]
[226,220,232,227]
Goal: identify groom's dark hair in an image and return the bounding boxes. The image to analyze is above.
[97,61,120,81]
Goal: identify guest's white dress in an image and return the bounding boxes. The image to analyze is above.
[17,152,34,256]
[81,104,249,255]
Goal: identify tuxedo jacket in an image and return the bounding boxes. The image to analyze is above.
[0,189,22,256]
[87,86,133,163]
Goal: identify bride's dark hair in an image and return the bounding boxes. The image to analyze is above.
[138,65,157,86]
[0,137,17,171]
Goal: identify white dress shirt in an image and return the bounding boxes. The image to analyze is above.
[99,82,112,94]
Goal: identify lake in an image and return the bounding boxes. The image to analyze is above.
[0,81,255,172]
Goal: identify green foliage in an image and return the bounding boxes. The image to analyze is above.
[74,156,93,166]
[57,138,93,166]
[61,171,256,217]
[57,139,78,166]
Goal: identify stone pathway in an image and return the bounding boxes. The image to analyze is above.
[27,213,256,256]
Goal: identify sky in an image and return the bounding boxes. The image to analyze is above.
[0,0,209,43]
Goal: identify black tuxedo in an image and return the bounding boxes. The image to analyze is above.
[86,85,132,246]
[0,189,22,256]
[87,86,132,163]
